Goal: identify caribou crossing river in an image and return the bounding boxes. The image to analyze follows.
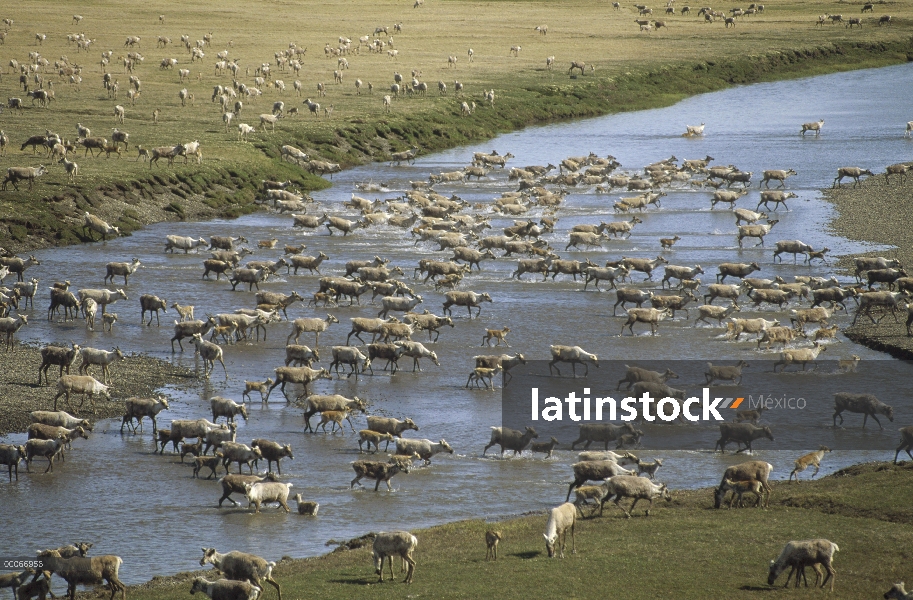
[2,63,913,584]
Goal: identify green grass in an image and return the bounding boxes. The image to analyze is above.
[0,0,912,249]
[122,462,913,600]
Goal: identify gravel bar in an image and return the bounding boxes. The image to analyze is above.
[823,174,913,359]
[0,343,199,436]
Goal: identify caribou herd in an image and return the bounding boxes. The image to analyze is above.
[0,27,910,591]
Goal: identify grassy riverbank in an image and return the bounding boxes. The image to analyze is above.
[94,461,912,600]
[0,0,912,251]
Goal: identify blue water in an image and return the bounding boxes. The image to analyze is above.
[2,63,912,584]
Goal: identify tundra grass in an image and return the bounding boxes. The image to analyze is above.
[0,0,912,249]
[121,461,913,600]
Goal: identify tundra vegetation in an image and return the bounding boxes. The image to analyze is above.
[0,0,911,248]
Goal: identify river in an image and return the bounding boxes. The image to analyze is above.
[1,63,912,584]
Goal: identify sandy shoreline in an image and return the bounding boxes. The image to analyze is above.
[823,175,913,358]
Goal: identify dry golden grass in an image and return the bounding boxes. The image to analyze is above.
[0,0,909,244]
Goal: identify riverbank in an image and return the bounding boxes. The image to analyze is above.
[0,343,198,435]
[1,0,913,253]
[824,176,913,359]
[70,461,912,599]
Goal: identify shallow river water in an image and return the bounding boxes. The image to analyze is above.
[2,63,913,584]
